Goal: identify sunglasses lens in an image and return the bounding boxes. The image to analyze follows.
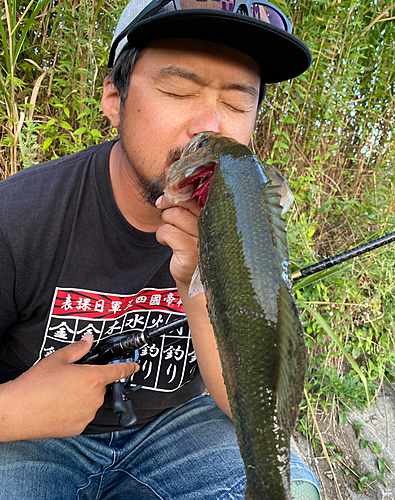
[251,4,287,29]
[179,0,288,29]
[179,0,235,11]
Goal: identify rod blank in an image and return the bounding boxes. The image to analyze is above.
[116,232,395,350]
[291,231,395,281]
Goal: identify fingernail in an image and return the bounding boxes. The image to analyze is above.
[82,333,92,341]
[155,195,163,207]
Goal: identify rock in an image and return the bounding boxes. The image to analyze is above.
[291,385,395,499]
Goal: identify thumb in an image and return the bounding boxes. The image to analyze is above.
[53,333,94,364]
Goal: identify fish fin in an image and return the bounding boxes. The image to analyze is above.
[262,183,292,288]
[276,279,306,437]
[264,163,294,214]
[189,266,204,298]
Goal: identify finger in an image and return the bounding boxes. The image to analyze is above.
[100,362,140,385]
[51,334,94,364]
[156,225,199,282]
[156,222,198,255]
[156,195,201,217]
[159,206,199,239]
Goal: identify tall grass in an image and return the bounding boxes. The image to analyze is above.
[253,0,395,423]
[0,0,128,178]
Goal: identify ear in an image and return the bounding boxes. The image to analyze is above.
[101,78,121,128]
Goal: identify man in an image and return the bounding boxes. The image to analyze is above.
[0,0,320,498]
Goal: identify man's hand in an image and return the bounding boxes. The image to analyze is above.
[0,334,139,442]
[155,195,232,418]
[155,195,201,292]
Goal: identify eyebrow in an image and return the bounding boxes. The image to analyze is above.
[223,83,259,100]
[157,66,207,85]
[156,65,259,100]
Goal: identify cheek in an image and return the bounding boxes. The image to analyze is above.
[134,100,182,142]
[226,118,256,146]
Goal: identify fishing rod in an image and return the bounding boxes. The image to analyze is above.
[291,230,395,281]
[79,231,395,425]
[78,317,188,365]
[81,231,395,367]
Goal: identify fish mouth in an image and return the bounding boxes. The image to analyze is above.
[178,163,216,207]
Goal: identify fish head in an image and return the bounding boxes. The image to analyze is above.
[164,132,247,207]
[164,131,294,214]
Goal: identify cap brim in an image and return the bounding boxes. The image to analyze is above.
[126,10,311,84]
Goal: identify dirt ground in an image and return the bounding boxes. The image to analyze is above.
[292,385,395,500]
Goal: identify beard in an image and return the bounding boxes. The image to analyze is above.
[118,114,183,207]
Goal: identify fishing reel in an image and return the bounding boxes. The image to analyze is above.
[78,334,143,427]
[78,317,188,427]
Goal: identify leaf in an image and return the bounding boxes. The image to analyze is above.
[42,137,53,150]
[379,475,388,487]
[377,458,386,474]
[371,442,381,455]
[60,121,73,131]
[73,127,87,135]
[339,412,347,426]
[45,118,56,129]
[90,129,103,138]
[352,346,360,359]
[360,439,369,450]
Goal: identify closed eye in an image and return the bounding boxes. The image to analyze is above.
[161,90,193,99]
[224,102,248,113]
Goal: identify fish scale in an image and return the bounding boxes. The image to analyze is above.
[164,132,306,500]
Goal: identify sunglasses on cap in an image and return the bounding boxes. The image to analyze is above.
[109,0,292,67]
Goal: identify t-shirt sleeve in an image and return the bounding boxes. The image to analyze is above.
[0,227,18,336]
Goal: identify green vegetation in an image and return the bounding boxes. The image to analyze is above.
[0,0,129,177]
[254,0,395,491]
[0,0,394,492]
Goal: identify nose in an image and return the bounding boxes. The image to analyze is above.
[186,102,222,139]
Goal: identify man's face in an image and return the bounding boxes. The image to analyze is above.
[116,38,260,205]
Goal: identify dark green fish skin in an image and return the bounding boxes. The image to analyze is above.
[165,132,306,500]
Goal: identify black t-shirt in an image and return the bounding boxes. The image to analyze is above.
[0,141,205,433]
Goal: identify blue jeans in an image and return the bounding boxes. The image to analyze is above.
[0,395,320,499]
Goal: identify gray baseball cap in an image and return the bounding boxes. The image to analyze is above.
[109,0,311,84]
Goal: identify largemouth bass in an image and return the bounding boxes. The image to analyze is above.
[164,132,306,500]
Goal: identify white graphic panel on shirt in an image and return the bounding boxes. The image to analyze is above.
[38,287,197,392]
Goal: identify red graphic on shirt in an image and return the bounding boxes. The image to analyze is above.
[53,288,184,319]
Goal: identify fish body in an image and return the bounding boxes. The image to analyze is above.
[164,132,306,500]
